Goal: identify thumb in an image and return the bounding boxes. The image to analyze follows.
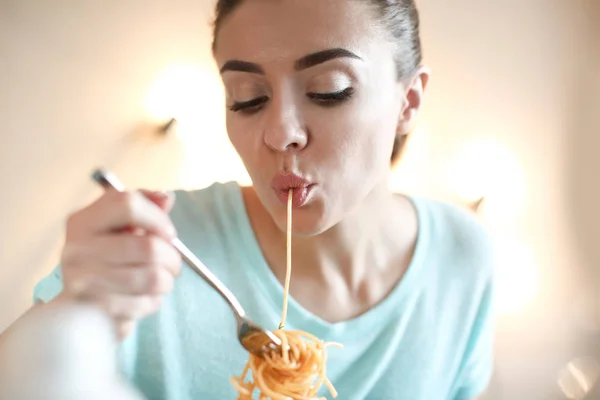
[139,189,175,213]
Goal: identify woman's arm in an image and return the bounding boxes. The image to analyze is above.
[0,299,144,400]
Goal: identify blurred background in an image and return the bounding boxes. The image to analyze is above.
[1,0,599,398]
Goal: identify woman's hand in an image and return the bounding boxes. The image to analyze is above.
[58,188,181,340]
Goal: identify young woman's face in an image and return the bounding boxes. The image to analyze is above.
[214,0,408,235]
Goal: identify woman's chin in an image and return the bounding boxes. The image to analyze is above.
[273,207,332,237]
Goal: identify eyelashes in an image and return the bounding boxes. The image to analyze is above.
[228,96,269,113]
[306,87,355,104]
[228,87,355,114]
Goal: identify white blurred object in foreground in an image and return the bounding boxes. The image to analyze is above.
[0,301,145,400]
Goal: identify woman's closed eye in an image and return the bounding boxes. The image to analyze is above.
[228,96,269,113]
[228,87,355,114]
[307,87,355,105]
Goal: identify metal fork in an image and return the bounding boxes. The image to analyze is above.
[91,168,281,357]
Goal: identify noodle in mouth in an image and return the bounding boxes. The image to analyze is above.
[230,189,342,400]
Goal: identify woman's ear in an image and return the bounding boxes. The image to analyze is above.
[397,66,430,135]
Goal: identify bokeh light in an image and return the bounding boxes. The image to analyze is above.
[445,138,526,223]
[144,63,250,188]
[558,357,600,400]
[494,238,538,314]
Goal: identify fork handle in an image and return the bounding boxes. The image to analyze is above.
[171,237,247,318]
[91,168,248,319]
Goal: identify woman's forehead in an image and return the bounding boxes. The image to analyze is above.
[213,0,389,67]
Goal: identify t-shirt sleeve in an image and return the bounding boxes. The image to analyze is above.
[32,265,64,304]
[454,278,495,400]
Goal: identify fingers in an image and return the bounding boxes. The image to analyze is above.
[65,264,176,296]
[140,189,175,213]
[64,234,182,274]
[62,235,181,294]
[66,189,177,241]
[59,186,180,341]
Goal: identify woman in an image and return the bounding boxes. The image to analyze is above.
[7,0,495,399]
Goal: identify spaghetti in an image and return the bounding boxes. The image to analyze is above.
[231,189,342,400]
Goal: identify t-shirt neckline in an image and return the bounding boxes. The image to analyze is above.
[227,182,430,340]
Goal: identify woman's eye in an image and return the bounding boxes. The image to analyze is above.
[228,88,354,113]
[307,87,355,106]
[228,96,269,114]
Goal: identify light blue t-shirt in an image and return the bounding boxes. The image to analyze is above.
[33,182,495,400]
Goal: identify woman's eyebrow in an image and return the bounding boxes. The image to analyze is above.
[294,48,363,71]
[220,48,363,75]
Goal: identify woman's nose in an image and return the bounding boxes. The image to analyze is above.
[263,91,308,153]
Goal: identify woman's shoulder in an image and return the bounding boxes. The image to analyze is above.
[167,181,248,247]
[172,180,242,209]
[170,181,243,223]
[412,196,494,280]
[416,196,489,238]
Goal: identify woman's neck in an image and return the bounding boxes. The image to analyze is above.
[242,179,418,293]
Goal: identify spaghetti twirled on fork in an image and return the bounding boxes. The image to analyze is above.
[230,190,342,400]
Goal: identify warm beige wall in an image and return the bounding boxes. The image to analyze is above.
[1,0,597,398]
[0,0,246,330]
[567,0,600,301]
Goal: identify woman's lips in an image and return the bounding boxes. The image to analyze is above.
[274,185,315,208]
[270,173,315,208]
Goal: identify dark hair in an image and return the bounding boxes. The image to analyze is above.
[212,0,422,166]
